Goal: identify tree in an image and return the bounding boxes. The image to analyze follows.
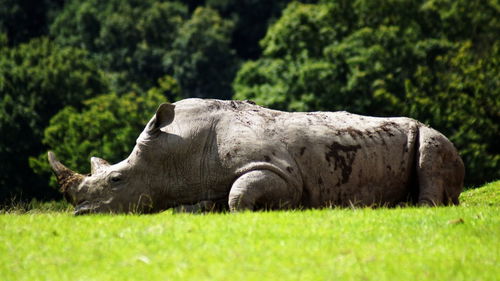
[419,0,500,43]
[50,0,189,93]
[30,89,168,188]
[182,0,318,59]
[50,1,240,99]
[205,0,300,59]
[406,41,500,184]
[234,2,415,114]
[0,0,66,46]
[0,37,108,203]
[167,7,238,99]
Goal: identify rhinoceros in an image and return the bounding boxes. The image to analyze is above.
[48,99,464,214]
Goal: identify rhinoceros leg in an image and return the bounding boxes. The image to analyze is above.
[228,170,298,211]
[416,126,465,206]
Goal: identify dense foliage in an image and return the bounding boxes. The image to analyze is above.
[406,41,500,185]
[0,0,498,203]
[168,7,237,99]
[50,0,188,94]
[0,37,108,201]
[0,0,65,46]
[50,0,238,98]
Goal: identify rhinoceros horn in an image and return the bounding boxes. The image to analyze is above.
[47,151,84,201]
[90,157,110,174]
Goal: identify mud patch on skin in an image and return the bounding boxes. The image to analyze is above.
[317,177,323,185]
[325,142,361,186]
[366,121,403,146]
[207,100,223,111]
[401,138,409,154]
[377,122,399,137]
[57,173,84,202]
[230,101,239,109]
[210,100,256,112]
[345,127,364,139]
[264,127,278,137]
[56,172,83,193]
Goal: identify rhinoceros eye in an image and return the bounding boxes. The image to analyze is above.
[111,175,122,183]
[109,172,123,185]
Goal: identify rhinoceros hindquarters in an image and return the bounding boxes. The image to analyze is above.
[415,126,465,206]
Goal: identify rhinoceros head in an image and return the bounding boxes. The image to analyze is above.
[48,103,176,215]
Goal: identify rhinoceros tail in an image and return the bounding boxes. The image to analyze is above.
[415,125,465,206]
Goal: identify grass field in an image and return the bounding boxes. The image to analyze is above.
[1,181,499,281]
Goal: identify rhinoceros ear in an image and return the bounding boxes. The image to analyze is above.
[147,103,175,134]
[90,157,110,174]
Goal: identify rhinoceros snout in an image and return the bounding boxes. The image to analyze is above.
[73,200,95,215]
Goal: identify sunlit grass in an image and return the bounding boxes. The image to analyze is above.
[460,180,500,207]
[0,181,498,281]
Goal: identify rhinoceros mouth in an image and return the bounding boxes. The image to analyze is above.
[74,201,96,216]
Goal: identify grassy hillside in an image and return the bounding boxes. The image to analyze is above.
[0,181,499,281]
[460,181,500,206]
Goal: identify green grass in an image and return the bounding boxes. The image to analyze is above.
[460,181,500,207]
[1,182,499,281]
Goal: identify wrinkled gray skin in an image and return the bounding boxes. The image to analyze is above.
[48,99,464,215]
